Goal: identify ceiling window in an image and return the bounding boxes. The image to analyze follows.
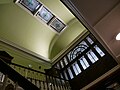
[37,6,54,23]
[50,18,66,33]
[19,0,41,13]
[15,0,66,33]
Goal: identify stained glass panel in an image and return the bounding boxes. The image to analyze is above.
[94,45,105,57]
[50,18,66,33]
[37,6,54,23]
[67,67,74,79]
[21,0,41,13]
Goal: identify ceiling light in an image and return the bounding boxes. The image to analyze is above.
[116,33,120,40]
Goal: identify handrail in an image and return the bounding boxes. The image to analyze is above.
[10,62,68,81]
[0,56,71,90]
[10,62,45,74]
[0,58,39,90]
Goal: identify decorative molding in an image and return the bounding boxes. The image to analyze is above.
[52,30,88,64]
[60,0,118,64]
[0,37,51,64]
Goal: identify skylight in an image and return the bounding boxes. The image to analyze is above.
[19,0,41,14]
[37,6,54,24]
[15,0,66,33]
[50,18,66,33]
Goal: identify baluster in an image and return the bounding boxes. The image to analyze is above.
[27,70,32,82]
[49,76,54,90]
[36,80,40,88]
[39,80,41,90]
[41,81,44,90]
[20,67,24,77]
[61,80,66,90]
[52,77,58,90]
[32,79,36,85]
[45,75,49,90]
[54,77,59,90]
[1,75,8,90]
[23,68,26,77]
[66,81,71,90]
[36,72,39,80]
[59,79,63,90]
[31,72,35,85]
[48,76,52,90]
[64,81,69,90]
[44,81,47,90]
[56,78,61,90]
[25,69,28,78]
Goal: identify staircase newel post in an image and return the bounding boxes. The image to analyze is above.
[14,82,18,90]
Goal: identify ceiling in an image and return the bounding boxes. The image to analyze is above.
[63,0,120,63]
[0,0,86,62]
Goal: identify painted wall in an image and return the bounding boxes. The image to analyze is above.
[49,19,86,59]
[0,42,51,72]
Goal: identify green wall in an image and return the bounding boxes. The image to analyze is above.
[49,19,86,59]
[0,42,51,72]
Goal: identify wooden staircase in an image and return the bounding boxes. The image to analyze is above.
[0,51,71,90]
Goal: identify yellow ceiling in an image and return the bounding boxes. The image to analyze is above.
[0,0,86,61]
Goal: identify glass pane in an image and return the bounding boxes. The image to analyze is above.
[37,6,54,23]
[50,18,66,33]
[21,0,41,12]
[56,63,60,69]
[87,50,98,63]
[79,41,88,52]
[64,71,68,80]
[64,57,68,65]
[74,62,81,74]
[67,51,76,61]
[90,50,98,61]
[94,45,105,57]
[86,36,94,44]
[72,64,79,75]
[60,60,64,68]
[67,67,74,79]
[79,56,89,70]
[82,56,90,68]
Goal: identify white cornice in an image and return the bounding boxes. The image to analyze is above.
[0,37,51,64]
